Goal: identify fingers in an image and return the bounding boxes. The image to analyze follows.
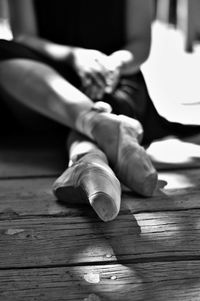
[105,68,120,94]
[84,82,104,100]
[93,59,107,88]
[74,48,122,99]
[82,66,120,99]
[81,64,107,100]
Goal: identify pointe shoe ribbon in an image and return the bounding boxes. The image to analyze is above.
[76,103,158,196]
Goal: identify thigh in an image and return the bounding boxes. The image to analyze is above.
[0,39,80,85]
[0,40,72,134]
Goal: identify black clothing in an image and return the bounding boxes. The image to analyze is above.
[34,0,125,55]
[0,0,199,142]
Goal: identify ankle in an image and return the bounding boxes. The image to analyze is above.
[75,109,98,139]
[69,148,108,167]
[75,101,112,139]
[118,115,143,143]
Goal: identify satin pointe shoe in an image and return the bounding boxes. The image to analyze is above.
[76,104,158,196]
[53,132,121,222]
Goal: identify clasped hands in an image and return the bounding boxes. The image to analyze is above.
[71,48,133,100]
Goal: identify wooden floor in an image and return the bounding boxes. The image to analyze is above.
[1,134,200,301]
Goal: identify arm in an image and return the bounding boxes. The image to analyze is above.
[8,0,38,37]
[7,0,108,98]
[7,0,74,64]
[109,0,154,76]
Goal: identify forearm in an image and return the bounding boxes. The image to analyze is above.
[121,0,153,75]
[109,39,151,76]
[15,34,74,64]
[123,38,151,74]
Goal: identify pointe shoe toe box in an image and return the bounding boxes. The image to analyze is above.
[53,156,121,221]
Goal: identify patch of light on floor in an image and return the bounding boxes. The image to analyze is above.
[147,137,200,167]
[158,172,195,190]
[136,212,182,240]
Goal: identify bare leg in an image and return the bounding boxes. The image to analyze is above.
[0,59,157,196]
[53,131,121,222]
[0,59,93,129]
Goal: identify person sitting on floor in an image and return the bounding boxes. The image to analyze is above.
[0,0,199,221]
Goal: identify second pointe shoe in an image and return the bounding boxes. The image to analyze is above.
[76,105,158,196]
[53,140,121,222]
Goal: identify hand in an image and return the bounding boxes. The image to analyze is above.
[103,50,134,94]
[71,48,109,99]
[103,62,120,94]
[105,50,135,93]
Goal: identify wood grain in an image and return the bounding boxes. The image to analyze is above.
[1,261,200,301]
[0,209,200,268]
[1,136,200,300]
[0,171,200,219]
[1,136,200,178]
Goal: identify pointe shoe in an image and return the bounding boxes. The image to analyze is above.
[76,106,158,196]
[53,139,121,222]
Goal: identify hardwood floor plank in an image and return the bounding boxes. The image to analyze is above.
[0,139,66,178]
[0,178,57,218]
[1,135,200,178]
[0,173,200,219]
[0,210,200,268]
[1,261,200,300]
